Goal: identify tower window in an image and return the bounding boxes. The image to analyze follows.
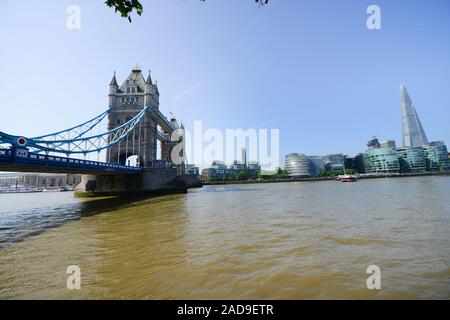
[127,87,131,93]
[116,119,121,125]
[132,87,136,93]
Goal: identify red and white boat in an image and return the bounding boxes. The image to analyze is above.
[336,162,358,182]
[338,174,358,182]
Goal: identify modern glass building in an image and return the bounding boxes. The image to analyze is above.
[323,153,345,171]
[423,141,449,171]
[363,147,400,173]
[397,147,426,172]
[309,156,325,173]
[344,154,365,173]
[400,84,429,147]
[285,153,318,177]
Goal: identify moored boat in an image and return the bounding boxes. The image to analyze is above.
[338,174,358,182]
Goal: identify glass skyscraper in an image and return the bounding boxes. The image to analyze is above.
[400,84,429,147]
[398,84,449,172]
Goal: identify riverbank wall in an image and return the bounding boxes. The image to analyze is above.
[203,171,450,186]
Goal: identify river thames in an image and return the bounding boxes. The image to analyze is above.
[0,176,449,299]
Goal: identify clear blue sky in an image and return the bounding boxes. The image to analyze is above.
[0,0,449,165]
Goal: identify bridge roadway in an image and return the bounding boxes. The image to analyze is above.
[0,148,142,175]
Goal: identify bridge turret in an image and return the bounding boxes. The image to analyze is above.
[146,70,153,86]
[144,70,154,107]
[109,71,118,108]
[109,71,118,93]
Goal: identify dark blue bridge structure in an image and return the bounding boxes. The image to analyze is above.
[0,147,141,174]
[0,105,180,176]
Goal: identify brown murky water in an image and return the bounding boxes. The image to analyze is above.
[0,177,449,299]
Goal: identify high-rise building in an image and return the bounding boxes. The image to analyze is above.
[400,84,429,147]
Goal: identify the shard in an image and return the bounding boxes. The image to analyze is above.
[400,84,429,147]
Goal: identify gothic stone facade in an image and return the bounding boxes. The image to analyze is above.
[106,65,159,167]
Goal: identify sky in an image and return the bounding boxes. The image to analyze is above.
[0,0,449,168]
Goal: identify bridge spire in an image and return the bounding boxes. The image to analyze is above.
[146,70,152,85]
[110,71,118,86]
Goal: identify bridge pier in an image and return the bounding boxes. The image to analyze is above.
[74,168,201,197]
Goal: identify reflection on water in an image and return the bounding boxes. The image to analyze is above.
[0,193,168,248]
[0,177,449,299]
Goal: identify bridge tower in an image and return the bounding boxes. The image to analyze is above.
[160,117,179,161]
[106,65,159,167]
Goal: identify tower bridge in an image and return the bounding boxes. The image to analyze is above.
[0,65,201,196]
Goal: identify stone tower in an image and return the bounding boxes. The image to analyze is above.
[106,64,160,167]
